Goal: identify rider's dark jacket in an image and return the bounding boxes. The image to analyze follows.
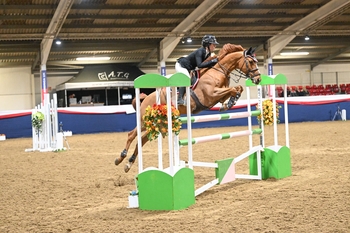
[177,47,217,72]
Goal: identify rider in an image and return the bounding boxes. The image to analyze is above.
[175,34,219,105]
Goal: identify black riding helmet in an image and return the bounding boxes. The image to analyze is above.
[202,35,219,47]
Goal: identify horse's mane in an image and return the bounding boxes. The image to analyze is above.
[200,43,244,75]
[217,43,244,60]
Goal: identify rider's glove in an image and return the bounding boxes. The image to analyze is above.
[211,58,218,64]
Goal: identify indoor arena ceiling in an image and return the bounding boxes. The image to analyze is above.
[1,0,350,79]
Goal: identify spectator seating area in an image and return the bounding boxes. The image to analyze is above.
[276,83,350,97]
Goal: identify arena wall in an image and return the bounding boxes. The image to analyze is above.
[0,67,33,111]
[0,63,350,111]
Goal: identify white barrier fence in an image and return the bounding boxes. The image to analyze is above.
[25,93,65,152]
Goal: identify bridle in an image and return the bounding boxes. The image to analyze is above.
[213,53,260,84]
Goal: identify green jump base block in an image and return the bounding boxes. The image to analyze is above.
[137,166,195,211]
[215,157,235,184]
[249,145,291,180]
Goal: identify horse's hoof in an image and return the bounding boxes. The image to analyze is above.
[124,163,132,173]
[115,149,128,165]
[115,157,122,166]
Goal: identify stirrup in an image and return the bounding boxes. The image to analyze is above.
[177,99,184,105]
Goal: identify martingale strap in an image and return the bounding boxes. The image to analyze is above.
[190,70,201,89]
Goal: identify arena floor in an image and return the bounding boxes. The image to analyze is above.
[1,121,349,233]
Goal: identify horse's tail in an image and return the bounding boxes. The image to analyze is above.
[131,93,148,110]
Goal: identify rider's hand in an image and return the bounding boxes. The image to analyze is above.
[211,58,218,64]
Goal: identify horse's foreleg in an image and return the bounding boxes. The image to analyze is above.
[235,85,244,94]
[115,128,137,166]
[124,131,149,173]
[221,92,241,111]
[219,85,243,111]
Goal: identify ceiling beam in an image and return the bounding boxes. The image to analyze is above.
[311,45,350,70]
[1,21,314,29]
[303,2,350,32]
[137,48,158,68]
[0,4,320,10]
[34,0,74,71]
[0,13,312,20]
[160,0,232,62]
[2,30,350,41]
[268,0,350,58]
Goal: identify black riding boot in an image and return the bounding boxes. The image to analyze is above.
[177,87,186,105]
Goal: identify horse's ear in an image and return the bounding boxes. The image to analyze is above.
[251,47,256,55]
[248,47,254,56]
[244,47,252,57]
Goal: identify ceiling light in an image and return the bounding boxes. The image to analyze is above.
[280,52,309,56]
[55,39,62,45]
[305,35,310,41]
[186,37,192,43]
[76,57,111,61]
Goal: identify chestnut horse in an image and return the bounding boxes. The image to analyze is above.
[115,44,261,172]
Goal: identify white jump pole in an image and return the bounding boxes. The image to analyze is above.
[172,86,180,168]
[135,88,143,174]
[185,86,193,169]
[166,86,175,176]
[284,84,290,147]
[246,86,253,149]
[156,88,163,170]
[272,84,278,146]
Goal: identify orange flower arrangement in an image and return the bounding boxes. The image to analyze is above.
[143,104,182,141]
[257,99,281,126]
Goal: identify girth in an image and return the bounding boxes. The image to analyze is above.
[189,89,210,114]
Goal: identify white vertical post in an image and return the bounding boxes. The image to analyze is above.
[44,94,50,150]
[173,86,180,167]
[272,84,278,146]
[257,149,262,180]
[257,85,265,148]
[166,87,174,175]
[135,88,143,174]
[156,88,163,170]
[186,86,193,169]
[284,84,290,147]
[52,93,58,148]
[31,109,37,150]
[50,98,54,148]
[246,86,253,149]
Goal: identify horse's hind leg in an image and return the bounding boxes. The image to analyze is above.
[115,127,137,166]
[124,132,149,173]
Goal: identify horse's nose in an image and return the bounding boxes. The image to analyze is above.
[254,77,261,85]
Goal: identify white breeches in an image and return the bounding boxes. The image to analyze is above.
[175,62,190,78]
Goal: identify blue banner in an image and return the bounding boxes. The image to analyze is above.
[268,63,273,75]
[161,66,166,76]
[41,69,47,103]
